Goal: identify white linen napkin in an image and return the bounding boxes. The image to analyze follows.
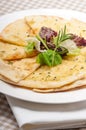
[6,95,86,130]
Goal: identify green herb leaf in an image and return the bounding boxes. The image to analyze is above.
[25,42,35,53]
[37,50,62,66]
[53,25,71,47]
[36,35,49,50]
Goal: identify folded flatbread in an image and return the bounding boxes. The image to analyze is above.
[0,41,38,60]
[0,19,34,46]
[25,15,67,34]
[65,19,86,38]
[15,54,86,89]
[33,81,86,93]
[0,15,86,93]
[0,57,40,82]
[0,50,86,92]
[25,16,86,38]
[0,75,86,93]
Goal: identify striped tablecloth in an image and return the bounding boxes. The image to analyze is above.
[0,0,86,130]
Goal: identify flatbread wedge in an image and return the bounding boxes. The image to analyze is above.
[25,15,67,34]
[65,18,86,38]
[0,41,38,60]
[33,79,86,93]
[0,16,86,93]
[25,16,86,38]
[0,57,40,82]
[0,19,34,46]
[0,75,86,93]
[0,52,86,91]
[12,48,86,89]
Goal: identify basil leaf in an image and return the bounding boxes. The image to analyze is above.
[37,50,62,66]
[25,42,35,53]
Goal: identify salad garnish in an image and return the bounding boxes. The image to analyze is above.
[25,26,81,66]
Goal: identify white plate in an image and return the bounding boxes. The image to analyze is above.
[0,9,86,104]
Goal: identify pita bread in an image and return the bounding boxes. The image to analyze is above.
[33,79,86,93]
[0,74,86,93]
[0,19,34,46]
[25,15,67,34]
[0,41,38,60]
[9,47,84,90]
[0,15,86,93]
[0,70,86,93]
[16,72,84,89]
[0,57,40,82]
[65,19,86,38]
[1,53,85,90]
[25,16,86,38]
[0,44,86,92]
[0,74,16,85]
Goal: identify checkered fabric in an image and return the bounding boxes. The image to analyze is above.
[0,0,86,16]
[0,0,86,130]
[0,94,18,130]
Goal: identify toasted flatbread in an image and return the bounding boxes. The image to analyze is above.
[25,15,67,34]
[0,41,38,60]
[1,52,85,90]
[0,46,86,92]
[0,74,16,85]
[0,19,34,46]
[0,15,86,93]
[0,57,40,82]
[0,74,86,93]
[65,19,86,38]
[33,79,86,93]
[25,15,86,38]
